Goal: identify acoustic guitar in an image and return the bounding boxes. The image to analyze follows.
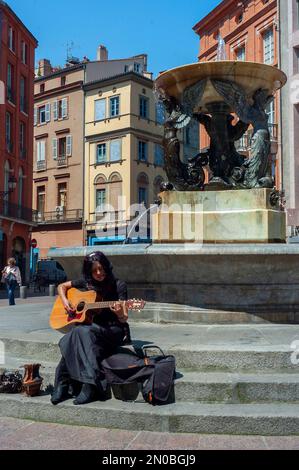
[49,288,145,333]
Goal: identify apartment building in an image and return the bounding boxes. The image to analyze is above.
[0,1,37,280]
[193,0,280,187]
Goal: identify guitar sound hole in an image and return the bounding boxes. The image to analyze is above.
[76,302,85,313]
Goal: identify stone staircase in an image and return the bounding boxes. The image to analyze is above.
[1,323,299,435]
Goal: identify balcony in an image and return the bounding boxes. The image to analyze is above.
[57,155,68,168]
[0,200,38,224]
[36,160,47,171]
[90,210,127,224]
[35,209,83,225]
[235,124,278,152]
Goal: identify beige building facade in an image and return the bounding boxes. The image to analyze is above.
[32,62,85,258]
[84,70,165,245]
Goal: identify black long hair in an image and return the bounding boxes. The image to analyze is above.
[82,251,116,293]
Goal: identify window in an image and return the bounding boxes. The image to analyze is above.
[21,41,28,64]
[134,62,142,74]
[37,140,46,161]
[138,141,147,161]
[236,46,246,61]
[138,187,147,205]
[40,84,45,93]
[20,76,27,113]
[39,105,46,124]
[96,143,106,163]
[137,173,149,206]
[124,65,129,73]
[265,98,275,139]
[8,26,15,52]
[139,96,149,118]
[110,96,119,117]
[154,144,164,166]
[57,182,67,208]
[53,98,68,120]
[263,28,274,65]
[7,63,14,102]
[95,99,106,121]
[155,101,165,124]
[5,112,12,152]
[38,104,50,124]
[96,189,106,210]
[266,98,275,125]
[37,186,45,216]
[61,76,66,86]
[58,138,66,158]
[18,167,24,208]
[110,139,121,161]
[19,122,26,158]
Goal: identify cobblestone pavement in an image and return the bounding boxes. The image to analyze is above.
[0,417,299,450]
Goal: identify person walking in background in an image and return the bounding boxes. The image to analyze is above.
[1,258,22,306]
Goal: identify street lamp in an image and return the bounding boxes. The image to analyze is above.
[0,176,17,199]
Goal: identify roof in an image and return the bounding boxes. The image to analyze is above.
[192,0,234,35]
[0,1,38,44]
[35,63,85,82]
[83,71,153,90]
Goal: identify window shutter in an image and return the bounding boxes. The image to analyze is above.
[45,103,51,122]
[95,99,106,121]
[34,107,37,126]
[53,100,58,120]
[52,138,58,160]
[110,139,121,161]
[41,141,46,161]
[37,141,41,161]
[62,98,68,118]
[66,135,72,156]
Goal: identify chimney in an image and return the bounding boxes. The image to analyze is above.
[97,45,108,61]
[38,59,53,77]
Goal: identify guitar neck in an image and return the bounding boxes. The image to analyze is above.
[85,301,125,310]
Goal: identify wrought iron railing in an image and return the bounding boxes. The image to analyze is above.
[0,200,38,223]
[35,209,83,224]
[57,155,68,167]
[36,160,47,171]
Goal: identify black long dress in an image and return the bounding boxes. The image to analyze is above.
[54,277,131,393]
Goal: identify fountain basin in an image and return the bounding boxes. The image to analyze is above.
[155,61,287,113]
[49,243,299,322]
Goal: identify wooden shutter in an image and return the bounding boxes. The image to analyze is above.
[110,139,121,161]
[110,175,122,210]
[53,101,58,120]
[52,138,58,160]
[45,103,51,122]
[66,135,72,156]
[95,99,106,121]
[62,98,68,118]
[41,141,46,161]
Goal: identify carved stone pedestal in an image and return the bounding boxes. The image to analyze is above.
[152,188,286,244]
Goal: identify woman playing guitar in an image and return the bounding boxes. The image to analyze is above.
[51,251,131,406]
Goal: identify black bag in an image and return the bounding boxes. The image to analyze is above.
[101,345,176,406]
[0,369,23,394]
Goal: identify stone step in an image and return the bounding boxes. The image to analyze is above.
[3,357,299,404]
[1,334,297,372]
[129,303,299,324]
[0,393,299,436]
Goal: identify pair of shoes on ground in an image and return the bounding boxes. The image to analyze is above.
[51,382,97,406]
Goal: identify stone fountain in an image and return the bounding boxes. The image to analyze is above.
[49,61,299,323]
[153,61,287,243]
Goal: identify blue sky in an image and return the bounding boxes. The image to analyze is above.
[8,0,221,77]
